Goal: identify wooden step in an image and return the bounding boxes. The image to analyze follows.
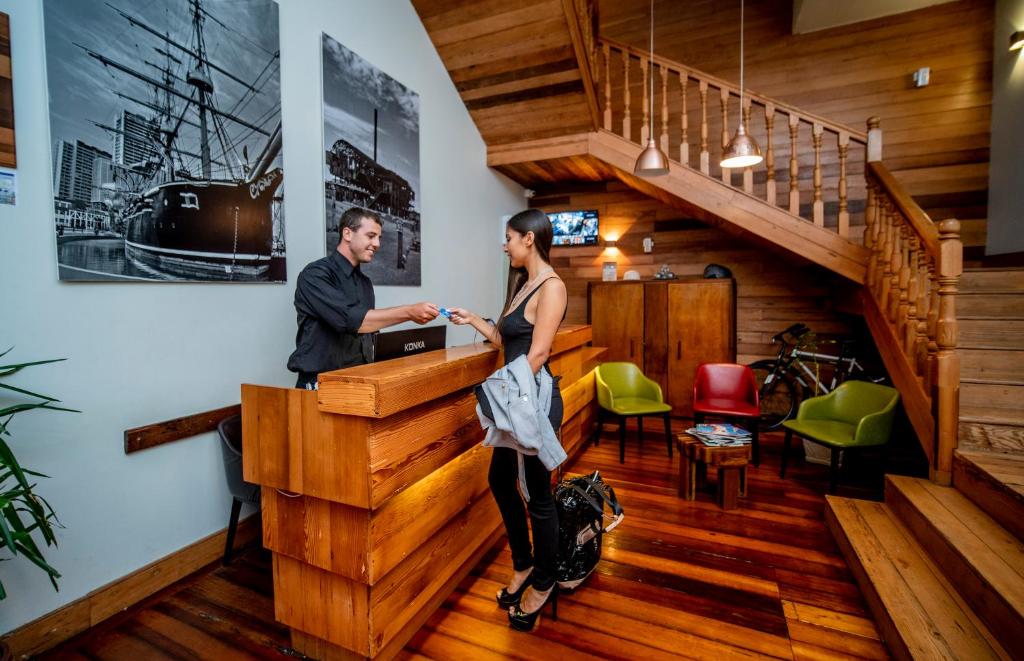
[959,319,1024,350]
[954,450,1024,542]
[884,475,1024,660]
[961,380,1024,412]
[959,421,1024,455]
[825,496,1009,660]
[961,349,1024,382]
[958,292,1024,319]
[962,268,1024,293]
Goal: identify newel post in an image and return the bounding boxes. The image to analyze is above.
[866,116,882,163]
[933,218,962,485]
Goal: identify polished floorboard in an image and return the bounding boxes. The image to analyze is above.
[41,426,890,660]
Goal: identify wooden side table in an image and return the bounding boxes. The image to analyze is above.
[676,433,751,510]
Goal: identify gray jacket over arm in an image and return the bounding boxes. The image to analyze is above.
[475,354,567,500]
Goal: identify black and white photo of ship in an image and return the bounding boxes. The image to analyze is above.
[44,0,284,282]
[322,32,420,287]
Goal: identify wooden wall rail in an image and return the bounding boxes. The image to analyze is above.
[123,403,240,454]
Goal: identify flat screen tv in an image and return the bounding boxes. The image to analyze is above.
[548,209,599,246]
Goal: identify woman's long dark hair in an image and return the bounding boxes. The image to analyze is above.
[498,209,554,327]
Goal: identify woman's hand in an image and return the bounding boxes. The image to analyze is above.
[446,307,476,325]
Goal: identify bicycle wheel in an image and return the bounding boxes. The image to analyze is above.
[748,359,799,430]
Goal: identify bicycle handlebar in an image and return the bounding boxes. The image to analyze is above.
[771,323,810,344]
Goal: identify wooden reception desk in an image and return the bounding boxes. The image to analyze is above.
[241,325,603,659]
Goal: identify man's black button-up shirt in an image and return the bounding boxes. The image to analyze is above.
[287,251,375,375]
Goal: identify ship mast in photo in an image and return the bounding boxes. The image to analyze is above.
[48,0,284,281]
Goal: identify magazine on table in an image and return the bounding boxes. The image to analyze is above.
[686,422,752,447]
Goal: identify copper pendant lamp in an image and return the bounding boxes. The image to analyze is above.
[634,0,669,176]
[721,0,763,169]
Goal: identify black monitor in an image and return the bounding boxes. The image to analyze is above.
[373,325,446,362]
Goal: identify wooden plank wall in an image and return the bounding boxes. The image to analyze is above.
[534,182,857,362]
[598,0,992,254]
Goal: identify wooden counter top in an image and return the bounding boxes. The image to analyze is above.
[317,324,592,417]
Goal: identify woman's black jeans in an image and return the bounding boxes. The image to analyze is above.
[488,448,560,592]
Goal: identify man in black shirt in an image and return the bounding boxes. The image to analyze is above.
[288,207,438,389]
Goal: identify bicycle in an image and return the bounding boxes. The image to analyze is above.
[748,323,888,430]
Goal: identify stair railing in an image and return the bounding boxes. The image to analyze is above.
[865,138,962,483]
[599,37,866,237]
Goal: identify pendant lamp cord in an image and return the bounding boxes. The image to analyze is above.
[649,0,655,139]
[739,0,745,124]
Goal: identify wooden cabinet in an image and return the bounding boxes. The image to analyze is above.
[589,279,735,415]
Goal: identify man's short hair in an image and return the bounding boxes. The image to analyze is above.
[339,207,382,237]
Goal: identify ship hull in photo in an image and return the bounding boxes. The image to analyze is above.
[124,171,281,281]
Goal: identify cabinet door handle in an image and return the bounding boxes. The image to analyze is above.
[677,340,682,360]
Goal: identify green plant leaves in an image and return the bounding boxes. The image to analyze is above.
[0,349,75,599]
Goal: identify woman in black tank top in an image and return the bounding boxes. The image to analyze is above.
[448,209,567,632]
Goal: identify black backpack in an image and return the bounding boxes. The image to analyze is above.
[555,471,624,590]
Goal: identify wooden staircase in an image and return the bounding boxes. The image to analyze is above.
[827,473,1024,660]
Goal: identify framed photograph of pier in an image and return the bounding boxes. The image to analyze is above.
[42,0,285,282]
[322,32,421,287]
[0,11,15,169]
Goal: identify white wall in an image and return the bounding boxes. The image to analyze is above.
[986,0,1024,256]
[0,0,523,633]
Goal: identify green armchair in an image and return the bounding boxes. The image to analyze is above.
[781,380,900,494]
[594,362,673,464]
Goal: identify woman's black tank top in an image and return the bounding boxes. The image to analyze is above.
[500,278,565,368]
[500,278,566,430]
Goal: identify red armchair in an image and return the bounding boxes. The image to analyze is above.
[692,363,761,466]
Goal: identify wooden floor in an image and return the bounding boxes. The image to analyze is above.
[41,427,890,660]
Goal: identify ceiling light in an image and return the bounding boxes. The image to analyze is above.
[633,0,670,177]
[721,0,763,169]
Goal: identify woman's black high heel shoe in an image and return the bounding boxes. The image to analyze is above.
[508,584,558,631]
[496,571,532,609]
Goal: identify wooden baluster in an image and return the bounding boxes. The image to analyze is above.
[897,225,912,348]
[788,114,800,216]
[915,248,930,380]
[660,64,669,153]
[742,98,754,194]
[602,43,612,131]
[622,49,631,141]
[864,179,878,291]
[878,201,893,307]
[888,218,903,324]
[640,55,649,144]
[765,103,776,206]
[905,235,921,362]
[934,218,962,485]
[838,131,850,237]
[812,123,824,226]
[679,71,689,167]
[720,87,731,184]
[926,258,939,394]
[699,80,709,174]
